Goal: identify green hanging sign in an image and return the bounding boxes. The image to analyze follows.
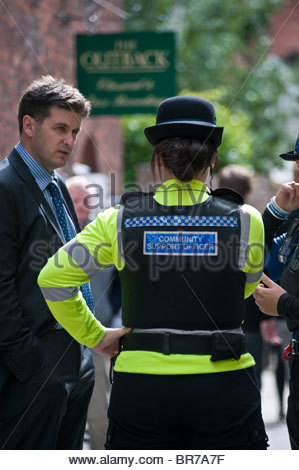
[76,31,176,115]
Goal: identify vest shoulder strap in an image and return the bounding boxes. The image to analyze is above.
[210,187,244,205]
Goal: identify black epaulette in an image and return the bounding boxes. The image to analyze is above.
[210,187,244,205]
[120,191,155,205]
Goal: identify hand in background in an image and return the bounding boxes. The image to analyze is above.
[260,318,282,346]
[253,273,286,316]
[274,181,299,213]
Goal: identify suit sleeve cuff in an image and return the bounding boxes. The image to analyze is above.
[277,293,299,320]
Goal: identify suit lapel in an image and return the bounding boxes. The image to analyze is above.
[8,149,65,242]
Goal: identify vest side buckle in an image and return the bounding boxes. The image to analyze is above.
[291,339,299,355]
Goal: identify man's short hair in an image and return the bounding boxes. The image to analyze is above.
[18,75,91,134]
[218,164,252,197]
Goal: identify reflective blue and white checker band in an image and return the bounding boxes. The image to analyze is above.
[124,215,238,228]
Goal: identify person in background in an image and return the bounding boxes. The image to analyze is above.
[0,75,95,449]
[218,165,252,200]
[254,134,299,449]
[218,165,287,419]
[66,176,92,227]
[38,96,268,450]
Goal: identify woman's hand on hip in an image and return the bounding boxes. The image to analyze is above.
[92,327,132,358]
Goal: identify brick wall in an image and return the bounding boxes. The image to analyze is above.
[0,0,124,192]
[269,0,299,59]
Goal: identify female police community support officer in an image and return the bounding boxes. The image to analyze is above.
[38,96,268,450]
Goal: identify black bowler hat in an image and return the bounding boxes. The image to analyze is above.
[279,133,299,161]
[144,96,224,147]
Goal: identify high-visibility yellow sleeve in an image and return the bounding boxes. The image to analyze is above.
[38,206,122,347]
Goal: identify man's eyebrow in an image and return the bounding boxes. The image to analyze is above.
[53,121,68,126]
[53,122,80,132]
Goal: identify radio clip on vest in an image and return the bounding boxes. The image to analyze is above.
[278,219,299,265]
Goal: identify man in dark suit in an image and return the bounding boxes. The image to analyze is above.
[0,76,95,449]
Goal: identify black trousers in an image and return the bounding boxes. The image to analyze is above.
[287,354,299,449]
[105,367,268,450]
[245,333,263,389]
[0,330,94,449]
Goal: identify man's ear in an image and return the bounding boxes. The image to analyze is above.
[22,115,36,138]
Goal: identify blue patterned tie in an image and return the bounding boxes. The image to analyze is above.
[48,181,94,312]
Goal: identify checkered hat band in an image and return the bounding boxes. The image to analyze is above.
[124,215,238,228]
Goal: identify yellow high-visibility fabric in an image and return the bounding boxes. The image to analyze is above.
[241,203,264,298]
[38,178,264,374]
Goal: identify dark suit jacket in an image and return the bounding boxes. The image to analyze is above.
[0,148,81,389]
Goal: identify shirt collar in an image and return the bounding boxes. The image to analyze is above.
[154,178,209,206]
[15,141,57,191]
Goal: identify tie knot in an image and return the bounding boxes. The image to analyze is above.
[48,181,59,195]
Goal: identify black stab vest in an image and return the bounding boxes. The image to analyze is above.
[119,189,246,331]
